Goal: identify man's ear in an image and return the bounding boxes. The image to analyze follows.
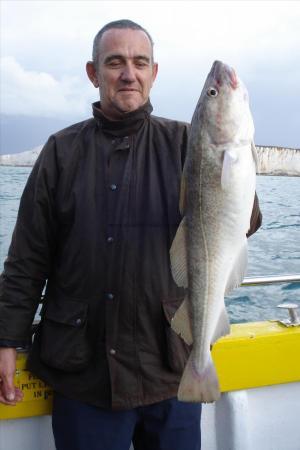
[86,61,99,88]
[152,62,158,84]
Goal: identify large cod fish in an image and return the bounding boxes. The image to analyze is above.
[170,60,257,403]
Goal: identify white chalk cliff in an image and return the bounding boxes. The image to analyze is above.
[256,146,300,176]
[0,146,43,167]
[0,145,299,176]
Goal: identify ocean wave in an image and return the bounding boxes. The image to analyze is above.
[282,283,300,291]
[265,223,300,230]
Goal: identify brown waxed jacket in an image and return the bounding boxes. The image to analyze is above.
[0,101,262,410]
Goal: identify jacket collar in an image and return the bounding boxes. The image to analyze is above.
[92,100,153,137]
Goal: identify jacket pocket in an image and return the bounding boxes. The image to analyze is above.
[39,298,91,372]
[162,297,191,374]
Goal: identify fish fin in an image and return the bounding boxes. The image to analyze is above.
[221,149,238,190]
[170,217,188,288]
[179,170,187,215]
[251,141,259,170]
[224,240,248,296]
[211,307,231,344]
[178,353,220,403]
[171,297,193,345]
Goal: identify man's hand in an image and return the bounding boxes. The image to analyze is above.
[0,348,23,405]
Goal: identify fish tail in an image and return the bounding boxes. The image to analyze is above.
[178,353,220,403]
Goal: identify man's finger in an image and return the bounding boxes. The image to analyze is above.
[0,385,23,405]
[1,373,16,401]
[0,390,17,406]
[0,388,24,406]
[14,387,24,401]
[0,347,18,404]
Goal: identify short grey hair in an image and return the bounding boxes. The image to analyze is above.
[92,19,154,66]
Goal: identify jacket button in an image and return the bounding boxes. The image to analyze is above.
[107,236,114,243]
[109,349,116,355]
[124,137,130,148]
[75,318,82,326]
[110,184,117,191]
[106,293,114,300]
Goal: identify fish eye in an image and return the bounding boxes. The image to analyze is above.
[207,87,218,97]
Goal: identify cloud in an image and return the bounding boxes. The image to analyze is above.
[1,1,300,147]
[2,1,300,77]
[1,56,94,118]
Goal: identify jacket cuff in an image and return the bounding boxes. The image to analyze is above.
[0,339,30,349]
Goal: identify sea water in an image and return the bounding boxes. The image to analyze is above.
[0,166,299,323]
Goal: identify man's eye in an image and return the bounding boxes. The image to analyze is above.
[135,61,148,68]
[107,61,122,68]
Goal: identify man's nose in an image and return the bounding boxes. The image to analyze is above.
[120,64,136,82]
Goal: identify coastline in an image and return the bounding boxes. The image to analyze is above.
[2,145,299,176]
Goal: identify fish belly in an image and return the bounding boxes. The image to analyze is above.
[177,146,255,402]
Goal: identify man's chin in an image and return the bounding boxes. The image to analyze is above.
[117,100,144,114]
[101,98,146,120]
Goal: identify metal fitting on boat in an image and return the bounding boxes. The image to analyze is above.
[277,303,300,327]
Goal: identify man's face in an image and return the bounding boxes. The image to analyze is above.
[87,28,158,120]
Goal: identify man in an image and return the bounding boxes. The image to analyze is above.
[0,20,262,450]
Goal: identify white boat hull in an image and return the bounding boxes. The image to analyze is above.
[1,381,300,450]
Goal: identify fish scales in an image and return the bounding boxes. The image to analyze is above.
[170,60,257,403]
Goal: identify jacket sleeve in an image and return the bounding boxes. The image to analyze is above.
[0,136,59,346]
[247,192,262,238]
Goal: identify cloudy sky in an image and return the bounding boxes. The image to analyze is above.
[1,0,300,150]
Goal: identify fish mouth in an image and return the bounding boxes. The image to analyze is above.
[211,60,239,90]
[228,68,238,89]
